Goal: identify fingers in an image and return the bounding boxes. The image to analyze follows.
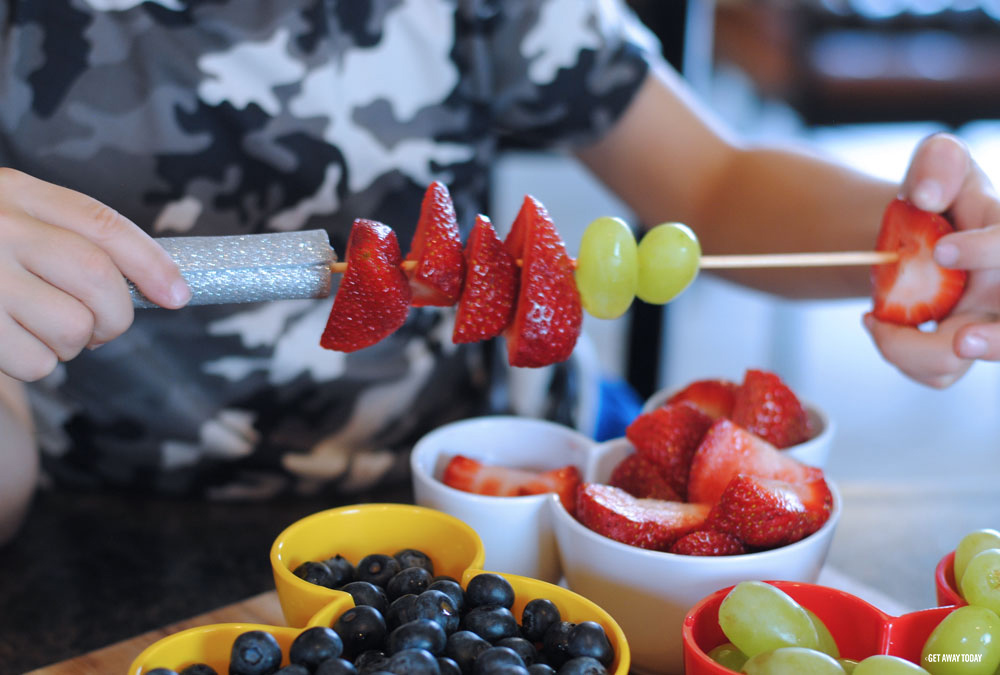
[863,312,973,388]
[900,133,970,213]
[933,225,1000,269]
[953,319,1000,361]
[0,314,59,383]
[0,168,191,309]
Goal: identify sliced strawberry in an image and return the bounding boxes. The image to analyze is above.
[440,455,579,510]
[320,219,411,352]
[871,198,967,326]
[517,464,581,512]
[575,483,709,551]
[666,379,738,420]
[608,453,681,501]
[669,530,747,556]
[405,181,466,306]
[687,419,824,505]
[505,196,583,368]
[452,215,518,343]
[705,475,833,548]
[503,195,531,259]
[625,403,713,499]
[731,369,813,448]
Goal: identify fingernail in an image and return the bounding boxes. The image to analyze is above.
[170,279,192,307]
[913,179,944,211]
[87,342,104,351]
[934,242,959,267]
[959,333,987,358]
[862,313,875,332]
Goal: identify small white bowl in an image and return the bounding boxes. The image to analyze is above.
[642,387,834,468]
[410,415,596,583]
[552,437,842,675]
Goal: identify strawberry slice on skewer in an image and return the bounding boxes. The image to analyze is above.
[320,219,411,352]
[405,181,466,306]
[505,196,583,368]
[871,198,967,326]
[452,215,518,343]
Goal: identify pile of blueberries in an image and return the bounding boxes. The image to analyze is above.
[147,548,615,675]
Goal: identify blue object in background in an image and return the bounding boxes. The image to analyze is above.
[594,377,643,441]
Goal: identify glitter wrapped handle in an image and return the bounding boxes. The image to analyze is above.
[129,230,335,308]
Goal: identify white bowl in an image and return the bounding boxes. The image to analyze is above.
[642,387,834,468]
[410,415,596,583]
[552,437,842,675]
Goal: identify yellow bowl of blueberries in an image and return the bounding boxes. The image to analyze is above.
[129,502,631,674]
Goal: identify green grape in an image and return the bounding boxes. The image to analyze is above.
[574,216,638,319]
[853,655,929,674]
[635,222,700,304]
[959,548,1000,615]
[955,529,1000,588]
[708,642,748,671]
[718,581,819,658]
[741,647,845,674]
[806,609,840,658]
[837,658,859,673]
[921,605,1000,675]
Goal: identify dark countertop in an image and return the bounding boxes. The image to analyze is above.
[0,483,414,674]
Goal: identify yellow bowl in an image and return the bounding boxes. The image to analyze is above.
[270,503,486,627]
[306,567,631,675]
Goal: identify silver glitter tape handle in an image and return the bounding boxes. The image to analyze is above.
[129,230,335,308]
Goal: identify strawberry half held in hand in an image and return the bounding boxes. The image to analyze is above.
[320,219,411,352]
[686,418,824,505]
[452,215,518,343]
[625,403,713,500]
[731,369,812,449]
[871,198,967,326]
[665,379,738,420]
[505,196,583,368]
[440,455,580,511]
[575,483,709,551]
[405,181,466,306]
[705,474,833,548]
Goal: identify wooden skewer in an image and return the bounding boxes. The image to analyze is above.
[328,250,898,274]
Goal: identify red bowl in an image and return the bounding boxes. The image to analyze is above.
[682,580,956,674]
[934,550,967,608]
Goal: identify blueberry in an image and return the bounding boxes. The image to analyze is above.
[385,648,441,675]
[437,656,462,675]
[460,606,519,643]
[445,630,491,674]
[180,666,217,675]
[324,554,357,587]
[414,589,460,633]
[565,622,612,666]
[556,656,606,674]
[497,637,538,667]
[520,599,560,642]
[293,561,338,589]
[229,630,283,675]
[433,575,459,584]
[356,554,400,588]
[385,594,419,630]
[274,667,310,675]
[290,626,344,669]
[394,548,435,575]
[541,622,575,669]
[527,665,557,675]
[315,658,358,674]
[341,581,390,615]
[386,566,433,601]
[333,605,388,659]
[482,667,528,675]
[465,574,514,610]
[387,618,447,655]
[473,646,524,674]
[145,670,178,675]
[353,649,389,673]
[428,579,465,614]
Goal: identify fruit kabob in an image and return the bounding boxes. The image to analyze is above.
[319,182,967,368]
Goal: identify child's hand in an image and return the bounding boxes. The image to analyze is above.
[0,169,190,382]
[864,133,1000,388]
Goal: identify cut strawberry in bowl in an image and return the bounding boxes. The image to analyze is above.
[871,198,967,326]
[404,180,466,307]
[410,415,596,584]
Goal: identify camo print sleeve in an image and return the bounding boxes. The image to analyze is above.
[486,0,656,148]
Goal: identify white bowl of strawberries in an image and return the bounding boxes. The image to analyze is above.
[550,369,840,675]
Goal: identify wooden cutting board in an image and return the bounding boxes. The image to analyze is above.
[25,591,285,675]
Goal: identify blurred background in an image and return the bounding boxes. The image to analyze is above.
[491,0,1000,611]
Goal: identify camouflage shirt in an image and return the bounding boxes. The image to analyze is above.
[0,0,653,498]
